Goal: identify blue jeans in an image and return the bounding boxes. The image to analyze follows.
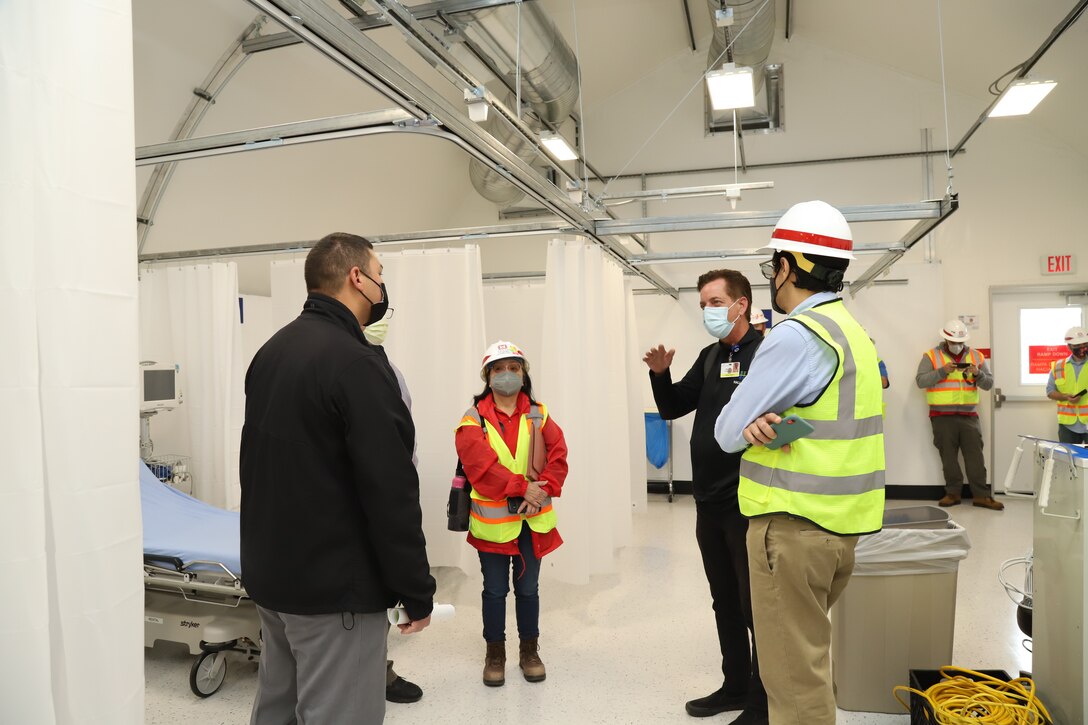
[479,523,541,642]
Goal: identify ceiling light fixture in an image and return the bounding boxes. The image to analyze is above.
[540,132,578,161]
[989,79,1057,117]
[706,63,755,111]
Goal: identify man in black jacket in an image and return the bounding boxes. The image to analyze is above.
[643,269,767,725]
[241,232,435,724]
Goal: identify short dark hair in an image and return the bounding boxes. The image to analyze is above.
[696,269,753,321]
[774,251,848,294]
[305,233,374,293]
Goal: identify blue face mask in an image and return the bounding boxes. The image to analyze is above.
[703,299,741,339]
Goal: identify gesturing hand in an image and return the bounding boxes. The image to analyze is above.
[643,344,675,375]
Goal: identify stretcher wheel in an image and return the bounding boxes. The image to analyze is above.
[189,650,227,697]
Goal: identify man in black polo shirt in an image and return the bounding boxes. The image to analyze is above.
[643,269,767,725]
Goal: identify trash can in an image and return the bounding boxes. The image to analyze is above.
[831,506,971,714]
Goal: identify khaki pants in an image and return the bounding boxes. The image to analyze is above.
[747,515,857,725]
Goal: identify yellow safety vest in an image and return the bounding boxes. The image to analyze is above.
[456,403,557,543]
[1053,357,1088,426]
[738,300,886,535]
[924,346,984,413]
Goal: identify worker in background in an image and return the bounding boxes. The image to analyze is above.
[642,269,767,722]
[455,342,569,687]
[714,200,885,725]
[914,320,1003,510]
[1046,326,1088,444]
[750,308,768,335]
[241,233,434,724]
[362,311,424,705]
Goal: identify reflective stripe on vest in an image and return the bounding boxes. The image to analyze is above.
[738,300,886,535]
[924,347,983,412]
[1053,357,1088,425]
[457,403,557,543]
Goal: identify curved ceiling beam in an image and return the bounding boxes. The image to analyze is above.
[137,15,267,254]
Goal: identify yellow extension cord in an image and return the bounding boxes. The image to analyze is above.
[893,666,1052,724]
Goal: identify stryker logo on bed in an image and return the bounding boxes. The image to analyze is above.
[180,620,201,629]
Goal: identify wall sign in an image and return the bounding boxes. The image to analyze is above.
[1041,254,1076,275]
[1028,344,1069,374]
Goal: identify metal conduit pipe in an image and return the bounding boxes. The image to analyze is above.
[448,2,580,205]
[707,0,775,91]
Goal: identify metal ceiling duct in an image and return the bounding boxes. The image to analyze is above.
[467,84,543,208]
[707,0,775,94]
[448,2,581,206]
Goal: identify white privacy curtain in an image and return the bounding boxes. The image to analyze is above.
[139,264,244,510]
[0,0,143,722]
[269,248,486,572]
[540,240,642,584]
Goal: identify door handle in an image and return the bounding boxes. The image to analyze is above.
[994,388,1006,409]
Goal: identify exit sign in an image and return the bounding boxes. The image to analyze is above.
[1041,254,1076,275]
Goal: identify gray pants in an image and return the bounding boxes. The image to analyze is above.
[251,606,388,725]
[930,415,990,498]
[1058,425,1088,445]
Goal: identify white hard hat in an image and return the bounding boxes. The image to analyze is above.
[750,308,768,325]
[1066,326,1088,346]
[940,319,970,343]
[760,200,855,261]
[480,340,529,380]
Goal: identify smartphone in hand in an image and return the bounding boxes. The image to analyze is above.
[507,497,525,514]
[1074,389,1088,400]
[954,362,970,369]
[766,414,815,450]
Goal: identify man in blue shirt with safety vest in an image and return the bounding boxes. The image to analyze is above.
[1046,326,1088,444]
[714,200,885,725]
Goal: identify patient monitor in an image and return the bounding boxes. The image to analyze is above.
[141,362,181,414]
[140,361,182,460]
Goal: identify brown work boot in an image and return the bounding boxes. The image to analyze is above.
[519,638,546,682]
[483,641,505,687]
[938,494,961,507]
[973,497,1005,511]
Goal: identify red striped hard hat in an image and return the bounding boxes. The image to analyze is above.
[762,200,854,260]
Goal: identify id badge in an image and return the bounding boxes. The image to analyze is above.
[720,362,741,378]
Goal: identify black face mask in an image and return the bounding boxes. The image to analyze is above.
[1072,345,1088,360]
[770,259,787,315]
[359,273,389,326]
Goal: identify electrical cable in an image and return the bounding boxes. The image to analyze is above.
[989,62,1027,96]
[600,0,773,196]
[570,0,589,204]
[893,666,1052,724]
[935,0,955,195]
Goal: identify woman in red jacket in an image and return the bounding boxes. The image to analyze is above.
[455,340,568,688]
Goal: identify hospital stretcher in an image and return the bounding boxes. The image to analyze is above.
[141,462,260,697]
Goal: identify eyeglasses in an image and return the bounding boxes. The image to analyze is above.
[759,260,777,280]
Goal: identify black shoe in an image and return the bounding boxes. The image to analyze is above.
[731,708,770,725]
[386,675,423,704]
[685,687,747,717]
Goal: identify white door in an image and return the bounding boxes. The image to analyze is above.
[990,285,1087,492]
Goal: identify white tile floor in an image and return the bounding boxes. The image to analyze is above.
[145,496,1033,724]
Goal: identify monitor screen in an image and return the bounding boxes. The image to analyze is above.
[143,369,176,402]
